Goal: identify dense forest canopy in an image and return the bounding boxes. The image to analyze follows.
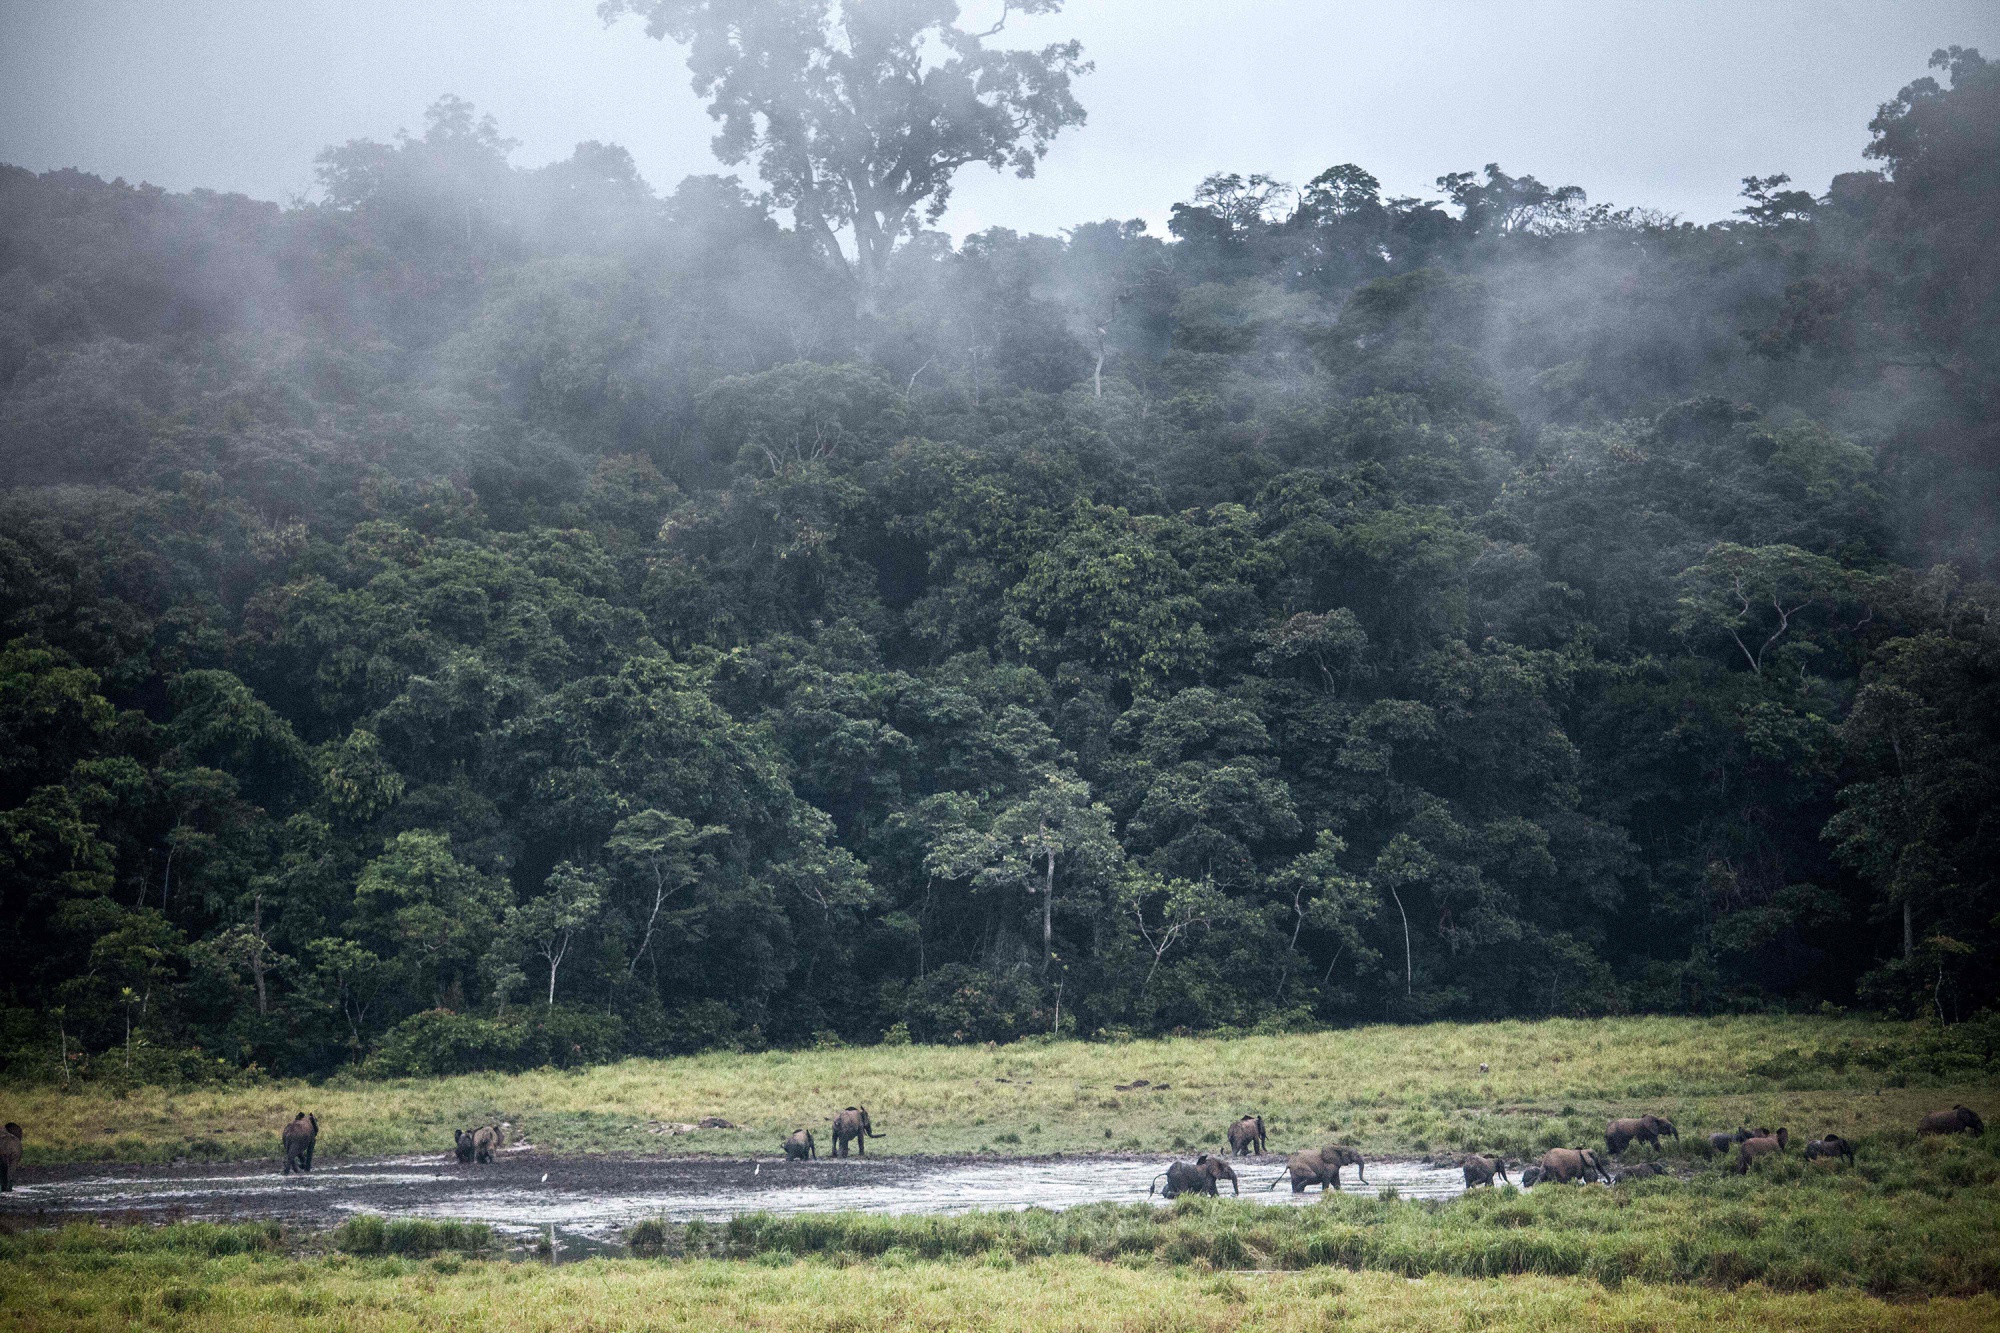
[1,39,1997,1082]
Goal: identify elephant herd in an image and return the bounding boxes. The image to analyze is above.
[782,1106,885,1159]
[217,1097,2000,1187]
[1147,1117,1370,1199]
[1148,1102,1989,1200]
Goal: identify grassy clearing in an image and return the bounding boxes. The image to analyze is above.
[4,1015,1992,1164]
[3,1225,1997,1333]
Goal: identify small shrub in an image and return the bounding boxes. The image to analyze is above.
[333,1216,490,1257]
[627,1219,669,1258]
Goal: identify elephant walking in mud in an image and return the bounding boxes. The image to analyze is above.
[1613,1162,1667,1182]
[1227,1115,1267,1155]
[1152,1155,1239,1198]
[1268,1145,1365,1194]
[1531,1148,1608,1185]
[1461,1154,1509,1189]
[282,1113,318,1174]
[784,1130,816,1160]
[0,1122,21,1192]
[1804,1134,1854,1165]
[1918,1106,1985,1137]
[453,1130,476,1164]
[1605,1115,1677,1155]
[1734,1128,1788,1174]
[831,1107,883,1157]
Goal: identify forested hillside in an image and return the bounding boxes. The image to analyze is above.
[2,47,1997,1081]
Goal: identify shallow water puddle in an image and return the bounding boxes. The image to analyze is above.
[2,1154,1465,1241]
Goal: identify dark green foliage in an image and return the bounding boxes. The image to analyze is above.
[361,1006,624,1077]
[2,47,1999,1077]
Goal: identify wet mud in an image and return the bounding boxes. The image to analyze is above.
[0,1151,1467,1242]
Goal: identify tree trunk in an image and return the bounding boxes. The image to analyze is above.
[1389,886,1413,996]
[250,894,269,1014]
[1042,850,1055,968]
[1904,898,1914,961]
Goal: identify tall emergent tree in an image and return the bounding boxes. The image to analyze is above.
[600,0,1089,298]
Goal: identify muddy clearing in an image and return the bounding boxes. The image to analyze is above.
[0,1153,1467,1243]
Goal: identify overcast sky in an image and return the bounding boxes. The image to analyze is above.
[4,0,1996,237]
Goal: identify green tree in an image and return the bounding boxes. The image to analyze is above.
[926,767,1118,969]
[605,809,722,978]
[495,862,607,1007]
[601,0,1089,296]
[352,830,506,1012]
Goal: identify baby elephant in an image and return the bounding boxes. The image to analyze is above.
[1613,1161,1667,1182]
[1461,1154,1509,1189]
[1227,1115,1267,1155]
[1706,1127,1768,1155]
[1152,1154,1239,1198]
[1734,1128,1789,1174]
[1917,1106,1985,1137]
[282,1112,318,1174]
[469,1125,503,1163]
[0,1122,21,1192]
[783,1129,816,1161]
[1804,1134,1854,1166]
[1518,1165,1544,1188]
[453,1130,476,1164]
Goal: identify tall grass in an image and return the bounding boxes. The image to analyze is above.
[3,1247,1997,1333]
[4,1015,1993,1164]
[330,1216,493,1257]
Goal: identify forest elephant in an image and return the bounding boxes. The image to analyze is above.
[1613,1162,1666,1182]
[281,1112,318,1174]
[1461,1154,1509,1189]
[1518,1165,1544,1188]
[0,1123,20,1192]
[1917,1106,1985,1137]
[453,1130,475,1164]
[1269,1145,1365,1194]
[1151,1154,1239,1198]
[1534,1148,1608,1184]
[831,1107,883,1157]
[784,1129,817,1160]
[471,1125,503,1163]
[1605,1115,1677,1155]
[1804,1134,1854,1165]
[1707,1128,1767,1154]
[1734,1128,1788,1174]
[1227,1115,1267,1155]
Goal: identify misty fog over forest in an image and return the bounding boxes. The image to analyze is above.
[1,3,1997,1082]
